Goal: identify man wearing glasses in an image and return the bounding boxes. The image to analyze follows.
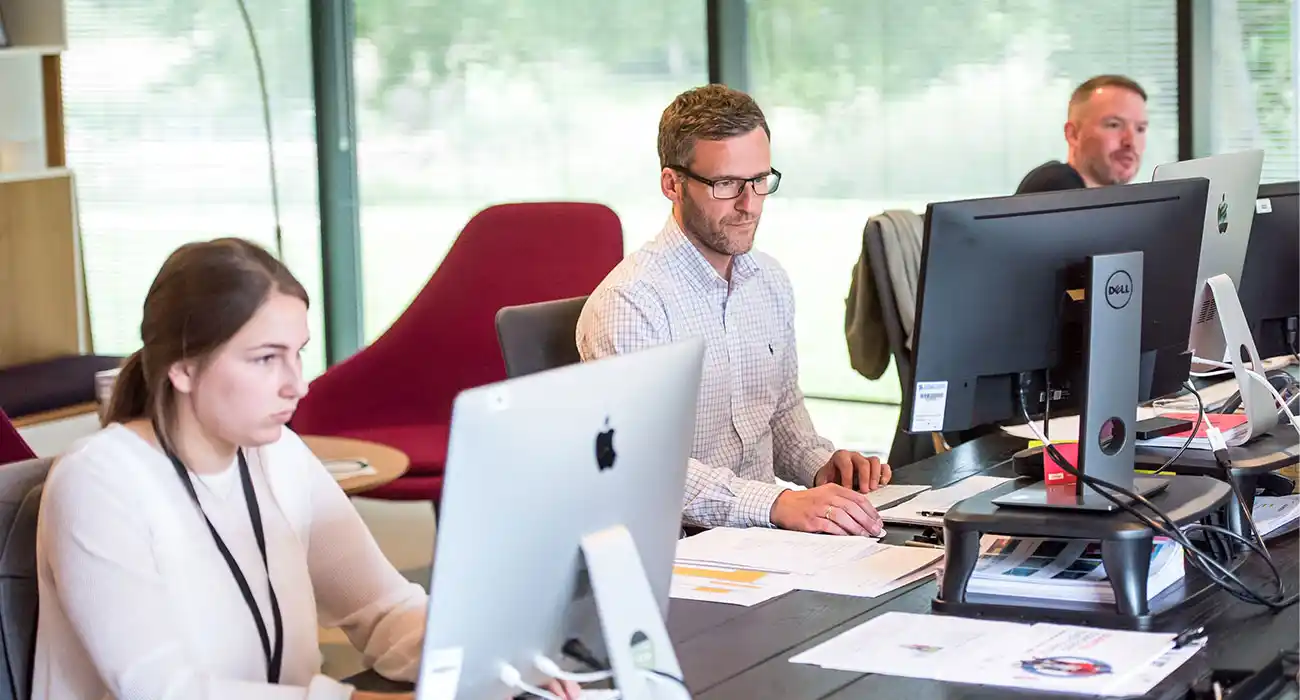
[577,84,889,535]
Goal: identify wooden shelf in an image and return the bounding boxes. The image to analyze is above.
[0,45,63,58]
[0,166,69,184]
[0,0,68,49]
[0,0,79,370]
[0,173,82,367]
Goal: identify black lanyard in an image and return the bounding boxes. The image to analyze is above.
[156,426,284,684]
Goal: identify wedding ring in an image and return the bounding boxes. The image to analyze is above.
[824,505,834,520]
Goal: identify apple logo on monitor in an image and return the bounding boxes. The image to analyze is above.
[595,418,617,471]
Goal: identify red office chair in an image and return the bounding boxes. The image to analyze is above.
[290,202,624,503]
[0,408,36,466]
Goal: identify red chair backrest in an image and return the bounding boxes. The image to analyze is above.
[295,202,624,430]
[0,409,36,465]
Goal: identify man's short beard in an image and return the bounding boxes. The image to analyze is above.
[680,189,756,257]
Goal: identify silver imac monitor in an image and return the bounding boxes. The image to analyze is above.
[418,338,704,700]
[1151,149,1264,369]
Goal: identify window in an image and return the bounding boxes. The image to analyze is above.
[748,0,1179,402]
[63,1,327,377]
[1208,0,1298,183]
[353,0,709,340]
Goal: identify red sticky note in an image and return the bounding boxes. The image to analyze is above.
[1042,441,1078,486]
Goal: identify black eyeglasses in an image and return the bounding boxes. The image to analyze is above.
[669,166,782,200]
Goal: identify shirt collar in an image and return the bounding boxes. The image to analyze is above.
[658,216,763,291]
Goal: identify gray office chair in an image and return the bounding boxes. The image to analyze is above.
[0,456,51,700]
[495,296,589,378]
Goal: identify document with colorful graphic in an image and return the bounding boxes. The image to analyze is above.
[791,612,1187,696]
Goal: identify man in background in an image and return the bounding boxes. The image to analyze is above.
[1016,74,1149,194]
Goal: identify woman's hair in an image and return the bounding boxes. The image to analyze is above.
[103,238,309,443]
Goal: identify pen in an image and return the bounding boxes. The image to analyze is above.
[1173,625,1206,648]
[903,540,944,549]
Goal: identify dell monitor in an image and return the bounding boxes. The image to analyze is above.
[418,339,703,700]
[1238,180,1299,361]
[1151,149,1265,371]
[907,179,1209,509]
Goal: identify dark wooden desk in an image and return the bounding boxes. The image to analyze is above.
[349,433,1298,698]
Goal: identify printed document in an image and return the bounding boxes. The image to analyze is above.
[876,475,1012,526]
[674,528,884,575]
[792,612,1184,696]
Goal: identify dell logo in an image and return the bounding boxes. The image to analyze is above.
[1105,270,1134,309]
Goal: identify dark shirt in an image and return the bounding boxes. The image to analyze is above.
[1016,160,1087,194]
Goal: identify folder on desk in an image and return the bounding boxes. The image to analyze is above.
[1135,412,1251,449]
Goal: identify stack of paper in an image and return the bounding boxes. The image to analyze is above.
[772,482,932,510]
[675,528,885,575]
[876,475,1012,526]
[967,536,1185,605]
[791,612,1195,697]
[669,563,795,606]
[1134,412,1251,449]
[798,545,943,598]
[1254,495,1300,540]
[671,528,943,606]
[863,483,933,509]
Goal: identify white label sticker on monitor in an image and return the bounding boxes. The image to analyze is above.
[911,381,948,432]
[1256,198,1273,214]
[417,647,463,699]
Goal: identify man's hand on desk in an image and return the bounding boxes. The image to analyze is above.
[770,484,885,536]
[814,450,892,493]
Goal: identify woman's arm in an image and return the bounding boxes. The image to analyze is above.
[298,443,428,682]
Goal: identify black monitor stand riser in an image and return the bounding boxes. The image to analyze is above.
[933,251,1236,630]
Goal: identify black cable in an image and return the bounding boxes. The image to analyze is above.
[234,0,284,260]
[562,639,608,673]
[1182,522,1283,586]
[1147,382,1204,476]
[646,668,691,695]
[1019,389,1296,610]
[1209,436,1278,578]
[1031,412,1288,609]
[553,640,691,692]
[1032,417,1289,609]
[562,639,690,696]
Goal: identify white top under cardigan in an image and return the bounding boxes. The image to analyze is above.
[33,423,427,700]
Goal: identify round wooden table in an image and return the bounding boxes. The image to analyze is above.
[301,435,410,496]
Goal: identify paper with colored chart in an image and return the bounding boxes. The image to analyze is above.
[791,612,1185,696]
[675,527,885,575]
[669,563,795,606]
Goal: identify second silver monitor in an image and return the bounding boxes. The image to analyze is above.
[1152,148,1264,367]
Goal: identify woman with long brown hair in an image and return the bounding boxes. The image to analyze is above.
[32,239,576,699]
